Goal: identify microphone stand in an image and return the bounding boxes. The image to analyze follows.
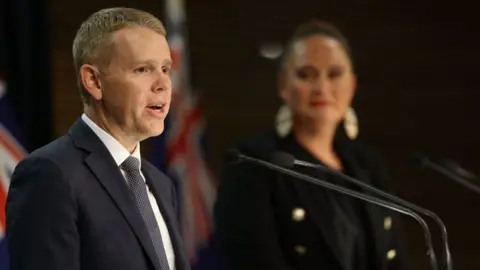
[417,154,480,196]
[232,151,439,270]
[289,156,452,270]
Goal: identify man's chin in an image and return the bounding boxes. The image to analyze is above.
[148,125,165,138]
[135,126,163,141]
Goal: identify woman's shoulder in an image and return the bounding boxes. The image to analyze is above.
[339,139,388,168]
[231,129,281,157]
[340,139,397,191]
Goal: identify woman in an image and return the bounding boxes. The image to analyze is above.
[214,20,409,270]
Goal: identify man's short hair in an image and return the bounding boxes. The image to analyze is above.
[72,7,167,104]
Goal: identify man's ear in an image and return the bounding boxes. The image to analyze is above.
[80,64,103,101]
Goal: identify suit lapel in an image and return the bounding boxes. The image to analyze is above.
[280,135,357,269]
[287,171,357,270]
[335,143,386,270]
[142,162,190,270]
[69,119,162,270]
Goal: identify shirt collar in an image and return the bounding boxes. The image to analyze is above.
[81,113,141,168]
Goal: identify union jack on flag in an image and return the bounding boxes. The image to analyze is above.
[0,79,26,237]
[0,77,27,269]
[163,0,217,265]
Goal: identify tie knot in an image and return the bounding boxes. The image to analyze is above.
[121,156,140,173]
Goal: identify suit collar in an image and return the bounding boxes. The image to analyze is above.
[80,113,141,166]
[279,133,353,269]
[68,117,105,153]
[68,118,164,270]
[335,143,388,269]
[279,133,386,270]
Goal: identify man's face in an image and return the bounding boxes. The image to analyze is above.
[98,26,172,141]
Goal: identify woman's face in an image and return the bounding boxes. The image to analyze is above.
[279,35,356,127]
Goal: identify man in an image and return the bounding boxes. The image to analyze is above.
[6,7,189,270]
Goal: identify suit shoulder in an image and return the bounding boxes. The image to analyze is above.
[231,129,279,156]
[220,130,280,181]
[341,139,386,165]
[22,135,76,166]
[10,138,74,199]
[18,135,87,183]
[341,139,395,187]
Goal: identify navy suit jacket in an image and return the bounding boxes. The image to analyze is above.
[6,119,190,270]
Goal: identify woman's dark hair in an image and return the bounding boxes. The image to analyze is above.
[279,20,353,70]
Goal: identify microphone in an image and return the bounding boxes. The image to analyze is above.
[440,159,478,182]
[273,151,452,270]
[228,149,439,270]
[412,152,480,195]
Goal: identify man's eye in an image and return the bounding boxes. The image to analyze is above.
[135,66,150,73]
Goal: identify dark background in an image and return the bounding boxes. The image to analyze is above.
[3,0,479,269]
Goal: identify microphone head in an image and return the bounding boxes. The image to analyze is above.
[440,159,476,179]
[226,149,242,164]
[271,151,296,168]
[410,152,430,169]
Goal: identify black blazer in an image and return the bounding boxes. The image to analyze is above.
[6,119,190,270]
[214,130,409,270]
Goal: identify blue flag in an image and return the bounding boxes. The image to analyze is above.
[0,78,27,269]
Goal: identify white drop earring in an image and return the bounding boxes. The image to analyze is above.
[275,103,292,138]
[343,106,358,140]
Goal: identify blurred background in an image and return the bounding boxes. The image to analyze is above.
[1,0,479,269]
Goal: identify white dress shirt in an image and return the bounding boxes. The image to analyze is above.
[81,113,175,270]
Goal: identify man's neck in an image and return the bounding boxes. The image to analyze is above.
[84,106,137,153]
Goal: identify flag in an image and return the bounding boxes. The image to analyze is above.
[152,0,219,268]
[0,77,27,269]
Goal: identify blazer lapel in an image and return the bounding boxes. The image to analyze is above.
[69,119,162,270]
[287,171,357,270]
[280,135,357,269]
[335,143,387,270]
[142,162,190,270]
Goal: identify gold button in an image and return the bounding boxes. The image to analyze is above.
[294,245,307,255]
[292,208,306,222]
[384,216,392,230]
[387,249,396,260]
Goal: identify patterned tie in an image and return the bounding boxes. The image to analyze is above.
[121,156,170,270]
